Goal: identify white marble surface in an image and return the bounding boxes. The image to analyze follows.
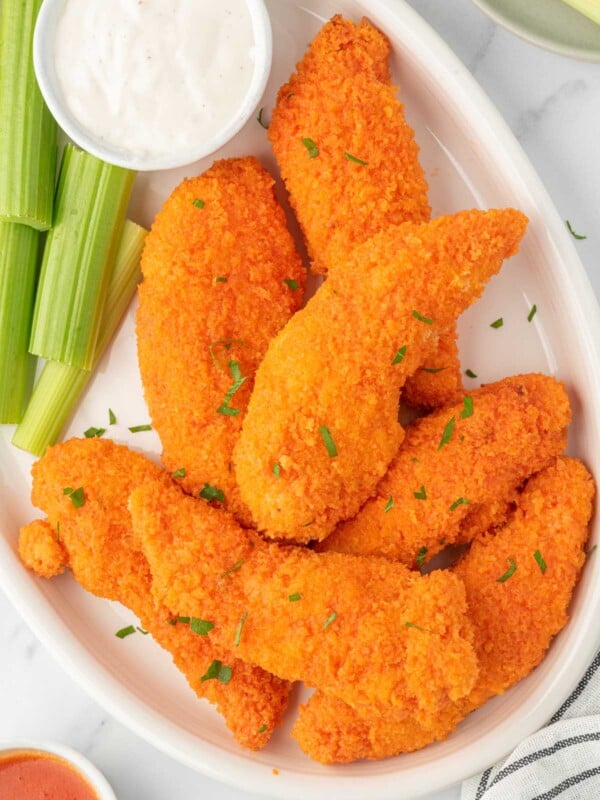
[1,2,599,799]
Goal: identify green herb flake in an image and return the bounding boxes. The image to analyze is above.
[272,462,281,479]
[344,152,368,165]
[257,725,267,733]
[177,616,191,624]
[404,621,427,632]
[416,546,427,568]
[190,618,215,636]
[56,522,61,542]
[234,611,248,647]
[461,396,474,419]
[437,416,456,450]
[192,198,205,209]
[411,457,419,463]
[490,318,504,329]
[566,220,586,240]
[115,625,136,639]
[172,468,186,479]
[319,425,338,457]
[414,485,427,500]
[421,367,445,374]
[288,592,302,602]
[497,557,517,583]
[129,424,152,433]
[136,627,149,635]
[301,137,319,158]
[221,559,244,578]
[84,426,105,438]
[108,408,117,425]
[284,278,299,291]
[533,550,547,574]
[199,483,225,504]
[63,487,73,495]
[257,107,269,129]
[168,619,177,626]
[215,276,227,283]
[323,611,337,630]
[392,345,407,365]
[465,369,478,379]
[201,659,232,684]
[449,497,470,511]
[217,359,248,416]
[301,519,315,528]
[208,338,246,370]
[384,496,394,513]
[64,486,85,508]
[528,304,537,323]
[412,310,433,325]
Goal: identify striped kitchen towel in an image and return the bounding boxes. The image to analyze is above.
[462,650,600,800]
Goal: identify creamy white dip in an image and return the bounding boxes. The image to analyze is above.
[54,0,256,159]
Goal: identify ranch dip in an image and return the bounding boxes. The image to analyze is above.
[53,0,257,159]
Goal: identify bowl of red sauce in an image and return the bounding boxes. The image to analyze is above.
[0,740,116,800]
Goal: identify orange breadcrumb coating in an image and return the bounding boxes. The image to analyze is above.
[133,478,478,727]
[403,323,464,410]
[19,518,67,578]
[137,157,305,525]
[321,374,570,564]
[234,209,528,542]
[293,456,594,763]
[269,15,430,275]
[19,438,290,750]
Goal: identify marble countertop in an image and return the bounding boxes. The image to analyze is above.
[1,2,598,799]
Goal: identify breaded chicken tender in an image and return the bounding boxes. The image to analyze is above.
[321,374,570,565]
[137,157,305,525]
[133,479,478,726]
[234,209,528,542]
[18,438,290,750]
[269,15,430,275]
[293,456,594,763]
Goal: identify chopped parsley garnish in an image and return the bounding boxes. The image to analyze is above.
[344,152,368,165]
[190,618,215,636]
[215,276,227,283]
[171,468,186,479]
[392,345,407,365]
[288,592,302,602]
[208,338,246,370]
[411,457,419,463]
[416,546,427,568]
[412,310,433,325]
[192,198,205,209]
[319,425,338,457]
[56,522,61,542]
[136,627,149,635]
[301,519,315,527]
[115,625,136,639]
[108,408,117,425]
[449,497,469,511]
[323,611,337,630]
[84,426,105,438]
[129,424,152,432]
[404,621,427,632]
[533,550,547,574]
[199,483,225,504]
[490,318,504,329]
[414,485,427,500]
[437,416,456,450]
[460,396,474,419]
[221,559,244,578]
[497,557,517,583]
[257,725,268,733]
[177,616,191,624]
[421,367,445,374]
[284,278,299,290]
[257,107,269,129]
[64,486,85,508]
[201,659,232,684]
[272,462,281,478]
[465,369,478,379]
[384,496,394,513]
[217,359,248,416]
[301,137,319,158]
[566,220,586,240]
[234,612,248,647]
[528,304,537,322]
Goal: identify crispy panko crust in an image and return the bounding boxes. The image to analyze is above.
[132,478,478,726]
[18,438,291,750]
[321,374,570,564]
[137,157,305,525]
[402,323,464,410]
[234,209,528,542]
[269,15,430,275]
[293,456,594,763]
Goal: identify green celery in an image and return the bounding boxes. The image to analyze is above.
[13,220,145,456]
[29,144,135,370]
[0,0,57,230]
[0,222,40,422]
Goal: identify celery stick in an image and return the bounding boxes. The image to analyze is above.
[0,221,40,423]
[13,220,145,456]
[0,0,57,230]
[560,0,600,25]
[29,144,136,370]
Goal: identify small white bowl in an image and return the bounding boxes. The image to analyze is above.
[33,0,273,171]
[0,739,116,799]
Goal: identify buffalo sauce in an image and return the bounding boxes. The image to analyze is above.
[0,750,99,800]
